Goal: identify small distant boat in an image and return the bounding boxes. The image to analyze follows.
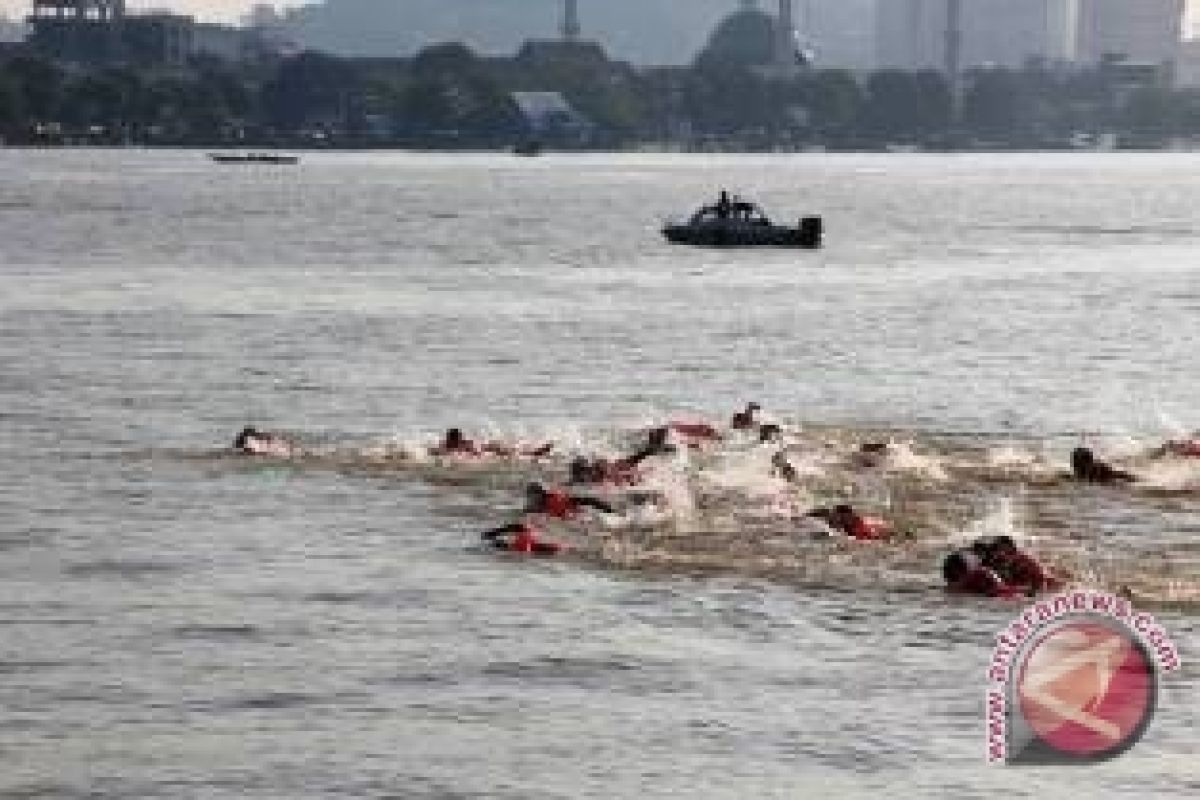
[512,141,543,157]
[662,192,822,249]
[208,152,299,165]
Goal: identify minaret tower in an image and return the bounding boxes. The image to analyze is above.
[561,0,580,41]
[775,0,794,69]
[945,0,963,122]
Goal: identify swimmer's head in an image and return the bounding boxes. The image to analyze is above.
[830,504,857,528]
[1071,447,1094,476]
[569,457,590,484]
[992,535,1017,553]
[759,424,782,443]
[943,552,969,584]
[971,537,997,558]
[444,428,465,448]
[235,426,260,449]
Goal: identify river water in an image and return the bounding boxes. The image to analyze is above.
[0,150,1197,798]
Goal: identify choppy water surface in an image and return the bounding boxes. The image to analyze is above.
[1,150,1198,798]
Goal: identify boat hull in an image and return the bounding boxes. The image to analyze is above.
[662,217,822,249]
[209,154,299,165]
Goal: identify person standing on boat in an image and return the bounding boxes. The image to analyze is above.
[716,190,732,220]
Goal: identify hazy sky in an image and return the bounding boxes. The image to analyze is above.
[4,0,1200,34]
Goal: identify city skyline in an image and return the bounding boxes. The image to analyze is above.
[4,0,1200,47]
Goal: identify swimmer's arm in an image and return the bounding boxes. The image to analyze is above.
[984,569,1023,599]
[621,443,675,468]
[619,449,651,468]
[481,523,524,542]
[573,496,615,514]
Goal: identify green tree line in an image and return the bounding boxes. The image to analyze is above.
[3,44,1200,149]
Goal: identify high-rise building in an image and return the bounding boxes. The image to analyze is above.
[961,0,1078,67]
[1077,0,1184,65]
[875,0,946,70]
[873,0,1180,72]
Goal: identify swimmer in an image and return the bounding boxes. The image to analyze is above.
[972,536,1061,595]
[618,427,676,469]
[807,504,891,541]
[759,424,783,443]
[851,442,892,469]
[429,428,554,459]
[233,426,296,457]
[731,402,762,430]
[1149,436,1200,459]
[771,450,799,483]
[942,549,1022,598]
[569,456,639,486]
[668,421,722,443]
[525,483,615,519]
[481,522,563,556]
[1070,447,1136,484]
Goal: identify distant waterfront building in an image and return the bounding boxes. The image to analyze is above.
[28,0,125,63]
[243,3,299,57]
[193,22,255,62]
[1076,0,1185,66]
[876,0,1078,71]
[0,13,29,43]
[1175,37,1200,86]
[120,12,193,66]
[874,0,1186,73]
[26,0,274,66]
[874,0,945,70]
[510,90,594,144]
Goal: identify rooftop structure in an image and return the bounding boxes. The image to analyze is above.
[30,0,123,22]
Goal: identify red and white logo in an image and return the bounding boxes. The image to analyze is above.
[1017,619,1155,759]
[986,591,1180,765]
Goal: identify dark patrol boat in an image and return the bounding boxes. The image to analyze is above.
[662,191,822,249]
[208,153,300,165]
[512,140,543,157]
